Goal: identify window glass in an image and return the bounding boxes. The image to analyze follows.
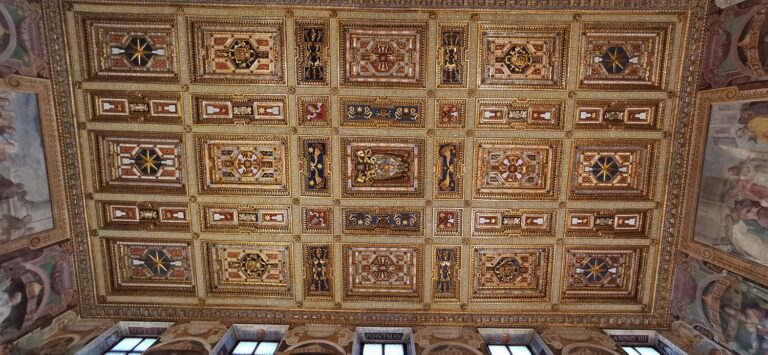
[111,338,143,352]
[507,345,533,355]
[488,345,512,355]
[254,342,279,355]
[362,343,383,355]
[232,341,260,355]
[635,347,661,355]
[104,337,158,355]
[384,343,405,355]
[134,338,157,352]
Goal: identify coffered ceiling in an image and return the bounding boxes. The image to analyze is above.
[60,0,708,327]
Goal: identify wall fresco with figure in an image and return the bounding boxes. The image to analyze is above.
[0,89,52,243]
[144,321,227,355]
[0,0,47,78]
[3,311,114,355]
[700,0,768,90]
[693,94,768,266]
[0,245,76,344]
[672,254,768,354]
[0,74,68,255]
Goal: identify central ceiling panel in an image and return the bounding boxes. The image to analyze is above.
[64,2,697,327]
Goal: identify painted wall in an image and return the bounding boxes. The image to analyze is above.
[0,0,77,348]
[673,1,768,353]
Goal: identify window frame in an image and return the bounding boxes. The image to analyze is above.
[352,327,414,355]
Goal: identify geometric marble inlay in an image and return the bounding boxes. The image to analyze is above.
[471,209,554,237]
[474,139,559,199]
[479,24,567,89]
[189,18,285,84]
[204,242,292,297]
[91,132,185,194]
[574,99,663,130]
[197,135,289,195]
[569,140,656,200]
[79,15,178,82]
[199,205,291,233]
[562,247,643,302]
[578,24,671,89]
[86,90,182,124]
[340,22,427,87]
[192,94,287,125]
[471,246,550,302]
[105,239,195,295]
[97,201,190,232]
[566,209,651,239]
[476,98,563,130]
[343,245,422,302]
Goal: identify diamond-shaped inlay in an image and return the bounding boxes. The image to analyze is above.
[576,257,615,282]
[589,155,622,183]
[122,37,155,66]
[143,249,172,276]
[131,147,165,175]
[599,46,631,74]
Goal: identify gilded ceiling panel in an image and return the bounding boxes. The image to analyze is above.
[59,0,708,327]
